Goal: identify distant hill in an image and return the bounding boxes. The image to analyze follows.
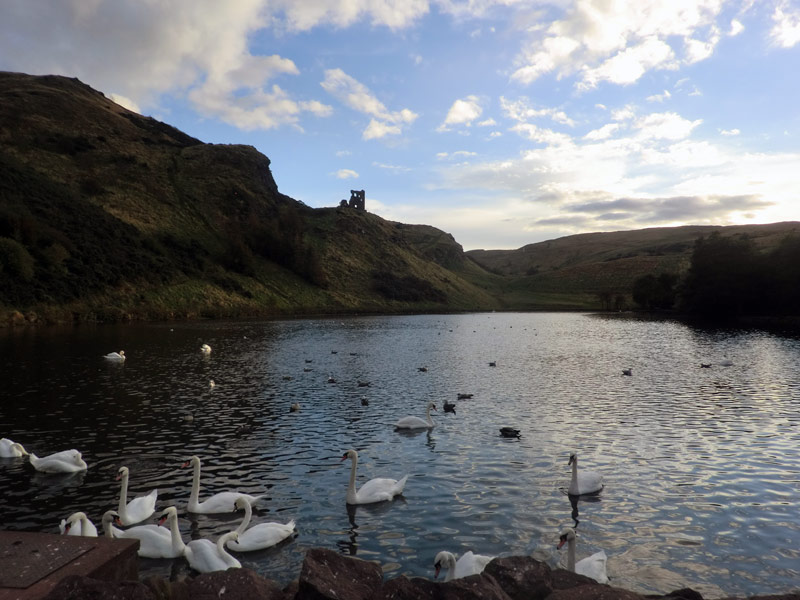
[466,222,800,309]
[0,71,797,325]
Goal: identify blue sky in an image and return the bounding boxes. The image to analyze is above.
[2,1,799,250]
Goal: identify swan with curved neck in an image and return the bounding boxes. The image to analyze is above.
[60,512,98,537]
[434,550,494,581]
[29,449,87,473]
[341,449,408,504]
[225,495,296,552]
[104,350,125,361]
[394,401,437,430]
[0,438,28,458]
[116,466,158,525]
[568,452,603,495]
[558,527,608,583]
[102,507,185,558]
[183,455,262,514]
[185,531,241,573]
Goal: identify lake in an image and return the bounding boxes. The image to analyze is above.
[1,312,800,598]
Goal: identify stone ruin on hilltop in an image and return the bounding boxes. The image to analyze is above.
[339,189,365,210]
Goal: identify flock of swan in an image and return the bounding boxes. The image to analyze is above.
[1,343,610,582]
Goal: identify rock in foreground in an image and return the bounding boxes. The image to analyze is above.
[43,548,800,600]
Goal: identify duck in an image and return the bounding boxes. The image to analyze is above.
[290,402,301,413]
[621,368,632,376]
[0,438,29,457]
[225,495,296,552]
[360,397,369,406]
[457,393,473,400]
[200,344,212,355]
[443,400,456,415]
[183,455,262,514]
[341,449,408,505]
[488,361,497,367]
[116,466,158,525]
[327,375,337,384]
[104,350,125,362]
[60,512,98,537]
[567,452,603,495]
[499,427,521,439]
[433,550,494,581]
[29,449,88,473]
[394,401,437,430]
[417,366,428,372]
[185,531,241,573]
[557,527,608,583]
[102,507,186,559]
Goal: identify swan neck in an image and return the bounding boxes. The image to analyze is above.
[426,405,433,426]
[570,459,578,488]
[347,455,358,503]
[567,537,576,572]
[117,471,129,514]
[236,501,252,535]
[190,460,201,505]
[444,554,456,582]
[169,513,185,551]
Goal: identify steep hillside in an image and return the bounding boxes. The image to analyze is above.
[0,72,502,324]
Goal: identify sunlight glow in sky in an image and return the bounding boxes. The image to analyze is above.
[2,0,799,249]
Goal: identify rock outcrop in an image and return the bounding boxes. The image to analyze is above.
[42,548,800,600]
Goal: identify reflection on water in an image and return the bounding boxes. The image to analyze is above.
[2,313,800,597]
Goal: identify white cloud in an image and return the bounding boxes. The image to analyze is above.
[720,128,740,136]
[499,97,575,126]
[334,169,359,179]
[321,68,417,139]
[269,0,430,32]
[584,123,621,141]
[771,0,800,47]
[478,118,497,127]
[646,90,672,103]
[729,19,744,36]
[0,1,334,131]
[512,1,726,89]
[109,93,140,113]
[438,95,483,131]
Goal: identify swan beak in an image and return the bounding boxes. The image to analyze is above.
[157,516,168,526]
[340,453,348,461]
[557,536,567,550]
[568,455,575,465]
[181,460,190,468]
[434,563,441,579]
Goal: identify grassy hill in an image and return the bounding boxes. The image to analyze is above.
[466,222,800,310]
[0,71,797,325]
[0,72,505,324]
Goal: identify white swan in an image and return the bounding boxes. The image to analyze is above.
[341,449,408,505]
[60,512,98,537]
[394,401,437,430]
[558,527,608,584]
[116,466,158,525]
[0,438,28,457]
[183,455,262,514]
[567,452,603,495]
[29,449,88,473]
[434,550,494,581]
[185,531,241,573]
[104,350,126,362]
[201,344,212,354]
[101,507,186,559]
[225,495,296,552]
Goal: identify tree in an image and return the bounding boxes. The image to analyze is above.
[632,272,678,310]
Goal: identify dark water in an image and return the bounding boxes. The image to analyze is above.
[2,313,800,597]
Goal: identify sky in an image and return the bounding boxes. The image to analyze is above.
[2,1,799,250]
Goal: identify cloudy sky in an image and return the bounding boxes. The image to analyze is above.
[2,1,799,250]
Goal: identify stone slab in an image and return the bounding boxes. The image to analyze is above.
[0,531,139,600]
